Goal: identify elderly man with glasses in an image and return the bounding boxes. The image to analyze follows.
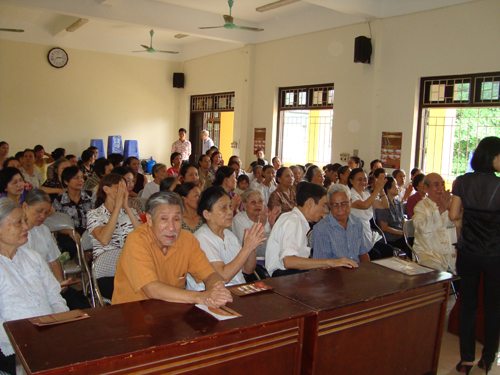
[311,184,371,263]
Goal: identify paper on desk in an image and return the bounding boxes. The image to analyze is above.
[372,257,435,275]
[195,304,241,321]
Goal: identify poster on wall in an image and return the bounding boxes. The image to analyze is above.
[254,128,266,154]
[380,132,402,169]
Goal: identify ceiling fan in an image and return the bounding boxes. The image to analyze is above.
[132,30,178,54]
[0,28,24,32]
[199,0,264,32]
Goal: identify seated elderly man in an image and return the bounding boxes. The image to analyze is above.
[412,173,456,273]
[311,184,371,263]
[265,182,358,277]
[112,191,232,308]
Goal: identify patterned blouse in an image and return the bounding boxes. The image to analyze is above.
[87,204,139,259]
[268,187,297,216]
[182,217,204,234]
[52,190,95,234]
[199,169,214,191]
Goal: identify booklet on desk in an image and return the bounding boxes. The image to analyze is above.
[29,310,90,326]
[196,304,241,321]
[372,257,435,275]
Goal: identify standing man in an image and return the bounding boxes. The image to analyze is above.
[412,173,456,272]
[201,130,214,155]
[171,128,191,163]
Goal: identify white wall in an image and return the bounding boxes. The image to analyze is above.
[181,0,500,172]
[0,39,182,164]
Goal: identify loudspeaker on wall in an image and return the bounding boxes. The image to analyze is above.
[173,73,184,88]
[354,36,372,64]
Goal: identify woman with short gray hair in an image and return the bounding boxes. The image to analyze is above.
[142,163,168,199]
[0,197,68,374]
[231,188,279,258]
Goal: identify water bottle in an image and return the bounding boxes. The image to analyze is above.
[146,157,156,174]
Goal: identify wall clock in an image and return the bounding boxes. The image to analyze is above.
[47,47,68,68]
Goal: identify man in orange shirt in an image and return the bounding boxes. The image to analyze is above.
[112,192,232,308]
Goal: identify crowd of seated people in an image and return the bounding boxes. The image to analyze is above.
[3,135,499,375]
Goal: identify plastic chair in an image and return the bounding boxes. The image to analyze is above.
[107,135,123,155]
[92,248,122,306]
[403,219,418,262]
[124,140,139,159]
[43,212,96,307]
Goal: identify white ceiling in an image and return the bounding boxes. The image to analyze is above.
[0,0,478,62]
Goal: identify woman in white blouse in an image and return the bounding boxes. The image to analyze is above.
[348,168,393,259]
[0,198,68,374]
[186,186,264,291]
[142,163,168,199]
[87,173,141,300]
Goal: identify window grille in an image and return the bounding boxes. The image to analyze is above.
[191,92,235,112]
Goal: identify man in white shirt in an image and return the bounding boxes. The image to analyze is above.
[201,130,214,155]
[413,173,456,272]
[265,182,358,277]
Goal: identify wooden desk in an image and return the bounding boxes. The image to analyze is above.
[265,262,457,375]
[5,292,314,375]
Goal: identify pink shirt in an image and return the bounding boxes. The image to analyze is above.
[171,139,191,161]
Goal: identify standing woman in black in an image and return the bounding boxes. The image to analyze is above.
[449,136,500,374]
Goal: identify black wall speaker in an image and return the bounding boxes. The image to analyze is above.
[173,73,184,88]
[354,36,372,64]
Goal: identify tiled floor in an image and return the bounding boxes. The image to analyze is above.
[437,296,500,375]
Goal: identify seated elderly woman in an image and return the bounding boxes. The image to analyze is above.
[142,163,168,199]
[291,165,306,186]
[406,173,426,219]
[0,198,68,375]
[305,165,325,187]
[87,173,141,300]
[123,157,146,197]
[173,182,203,233]
[179,163,203,188]
[82,158,113,192]
[20,189,90,310]
[232,188,279,258]
[268,167,296,216]
[0,167,29,204]
[40,158,70,197]
[186,186,265,291]
[52,166,95,260]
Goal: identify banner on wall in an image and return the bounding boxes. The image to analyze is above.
[380,132,402,169]
[254,128,266,154]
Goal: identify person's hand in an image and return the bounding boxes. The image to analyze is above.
[258,207,269,225]
[438,190,452,214]
[204,281,233,308]
[115,180,126,210]
[326,258,359,269]
[231,194,241,212]
[242,223,266,252]
[268,206,281,228]
[59,278,74,293]
[24,181,33,191]
[374,174,387,193]
[121,181,130,210]
[169,178,181,192]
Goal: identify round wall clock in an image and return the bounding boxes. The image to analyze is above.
[47,47,68,68]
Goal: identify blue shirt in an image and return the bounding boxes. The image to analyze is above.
[310,213,371,263]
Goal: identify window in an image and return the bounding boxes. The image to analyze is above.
[416,72,500,183]
[277,84,334,166]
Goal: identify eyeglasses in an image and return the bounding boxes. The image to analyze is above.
[330,201,350,210]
